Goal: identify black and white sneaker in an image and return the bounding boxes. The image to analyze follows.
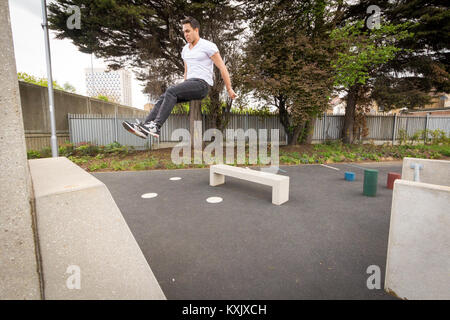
[138,121,161,138]
[122,120,148,139]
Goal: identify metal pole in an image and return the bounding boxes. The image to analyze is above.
[392,113,397,145]
[41,0,58,157]
[114,111,118,143]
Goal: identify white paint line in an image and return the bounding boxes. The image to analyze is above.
[320,164,340,171]
[169,177,182,181]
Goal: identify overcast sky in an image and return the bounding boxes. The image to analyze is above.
[8,0,149,109]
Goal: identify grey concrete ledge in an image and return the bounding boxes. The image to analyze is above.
[28,157,166,300]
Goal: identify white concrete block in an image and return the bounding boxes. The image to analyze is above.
[385,179,450,300]
[210,171,225,187]
[272,179,290,205]
[402,158,450,186]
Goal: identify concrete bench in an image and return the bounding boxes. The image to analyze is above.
[210,164,289,205]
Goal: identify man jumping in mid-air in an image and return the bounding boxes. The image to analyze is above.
[123,16,236,139]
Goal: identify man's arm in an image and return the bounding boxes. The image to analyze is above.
[210,52,236,99]
[184,61,187,81]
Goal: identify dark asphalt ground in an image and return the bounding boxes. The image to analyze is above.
[93,161,402,300]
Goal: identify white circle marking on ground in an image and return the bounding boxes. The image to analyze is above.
[206,196,223,204]
[141,193,158,199]
[169,177,182,181]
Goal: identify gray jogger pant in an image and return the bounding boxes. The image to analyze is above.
[144,78,210,126]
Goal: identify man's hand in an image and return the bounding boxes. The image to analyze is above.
[227,88,237,100]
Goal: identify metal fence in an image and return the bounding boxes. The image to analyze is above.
[312,114,450,142]
[68,113,288,149]
[68,113,450,149]
[69,114,152,150]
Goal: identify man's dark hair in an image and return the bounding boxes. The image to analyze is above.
[181,16,200,30]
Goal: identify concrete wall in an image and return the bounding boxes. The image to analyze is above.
[401,157,450,187]
[29,157,166,300]
[19,81,148,151]
[385,179,450,299]
[0,1,42,299]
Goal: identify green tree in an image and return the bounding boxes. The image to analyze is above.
[372,0,450,110]
[330,20,412,143]
[336,0,450,143]
[241,0,343,145]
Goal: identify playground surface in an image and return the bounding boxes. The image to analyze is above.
[93,161,402,300]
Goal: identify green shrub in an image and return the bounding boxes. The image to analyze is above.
[40,147,52,158]
[332,155,345,162]
[111,160,131,171]
[59,141,75,157]
[429,129,449,145]
[74,142,99,156]
[88,161,109,171]
[103,141,133,156]
[280,155,297,164]
[27,150,41,159]
[410,131,421,144]
[290,152,301,159]
[88,163,101,171]
[132,157,158,170]
[68,156,89,164]
[344,152,357,161]
[398,129,408,145]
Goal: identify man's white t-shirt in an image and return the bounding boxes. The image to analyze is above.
[181,38,219,86]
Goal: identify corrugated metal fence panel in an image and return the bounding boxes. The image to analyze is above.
[115,115,151,149]
[428,117,450,135]
[325,115,344,140]
[69,114,113,146]
[69,113,450,147]
[233,114,249,141]
[159,114,190,142]
[202,114,286,143]
[396,116,427,138]
[69,114,151,150]
[365,115,395,140]
[312,116,324,140]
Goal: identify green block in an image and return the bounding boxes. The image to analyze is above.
[363,169,378,197]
